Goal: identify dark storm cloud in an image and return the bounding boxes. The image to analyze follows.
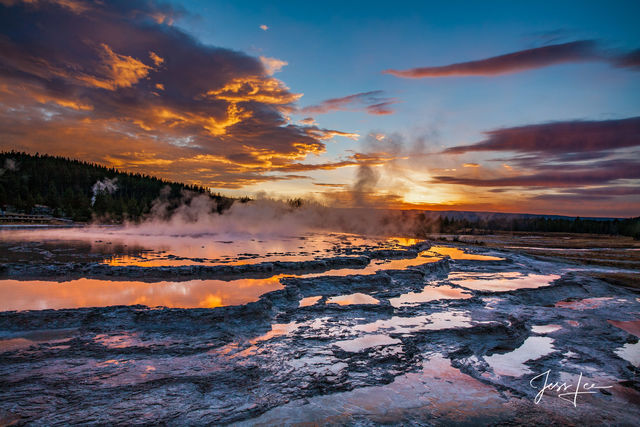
[614,49,640,69]
[300,91,399,115]
[0,0,357,187]
[432,160,640,188]
[443,117,640,155]
[384,41,639,78]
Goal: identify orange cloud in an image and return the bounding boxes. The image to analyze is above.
[77,44,151,90]
[0,0,359,190]
[149,51,164,66]
[205,76,302,105]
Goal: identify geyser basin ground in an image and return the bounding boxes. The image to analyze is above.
[0,228,639,425]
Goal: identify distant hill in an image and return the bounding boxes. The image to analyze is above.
[414,209,619,222]
[412,210,639,238]
[0,151,235,222]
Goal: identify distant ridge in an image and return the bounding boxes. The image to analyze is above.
[0,151,234,222]
[415,209,620,221]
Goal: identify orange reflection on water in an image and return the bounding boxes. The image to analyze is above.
[327,293,379,306]
[427,246,503,261]
[0,277,285,311]
[388,237,423,246]
[299,296,322,307]
[304,252,441,278]
[103,253,323,267]
[104,255,209,267]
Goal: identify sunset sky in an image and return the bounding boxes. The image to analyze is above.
[1,0,639,217]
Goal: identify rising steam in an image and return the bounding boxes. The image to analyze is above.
[0,158,17,176]
[91,178,118,205]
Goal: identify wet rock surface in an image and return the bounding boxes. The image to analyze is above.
[1,241,639,425]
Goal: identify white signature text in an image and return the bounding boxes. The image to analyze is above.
[530,370,613,407]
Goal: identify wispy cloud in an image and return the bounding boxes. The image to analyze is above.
[300,90,399,115]
[259,56,288,75]
[384,41,639,78]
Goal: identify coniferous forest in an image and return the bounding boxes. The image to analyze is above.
[0,151,235,222]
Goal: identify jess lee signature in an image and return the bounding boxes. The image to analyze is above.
[530,370,613,407]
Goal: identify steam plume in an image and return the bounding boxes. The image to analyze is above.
[91,178,118,205]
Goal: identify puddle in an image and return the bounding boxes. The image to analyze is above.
[608,320,640,338]
[615,341,640,367]
[0,277,285,311]
[303,252,441,278]
[427,246,504,261]
[555,297,613,310]
[299,296,322,307]
[449,272,560,292]
[250,321,301,344]
[354,311,473,334]
[485,336,556,377]
[531,324,562,334]
[390,284,472,307]
[327,293,380,306]
[335,334,401,352]
[0,328,76,353]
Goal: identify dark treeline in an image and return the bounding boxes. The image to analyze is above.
[415,214,640,239]
[0,151,235,222]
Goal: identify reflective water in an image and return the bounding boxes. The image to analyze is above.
[390,284,472,307]
[354,311,473,334]
[302,251,441,277]
[0,277,285,311]
[615,342,640,367]
[335,334,401,352]
[327,293,380,306]
[0,244,465,311]
[1,228,421,266]
[555,297,614,310]
[0,328,76,352]
[243,354,507,425]
[298,296,322,307]
[426,246,504,261]
[531,324,562,334]
[484,336,556,377]
[449,272,560,292]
